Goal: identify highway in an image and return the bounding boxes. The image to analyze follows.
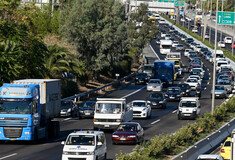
[0,22,230,160]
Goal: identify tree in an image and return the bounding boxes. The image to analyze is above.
[60,0,129,79]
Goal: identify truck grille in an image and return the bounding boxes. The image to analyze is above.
[4,127,23,138]
[68,158,86,160]
[133,111,142,114]
[0,117,28,127]
[96,119,118,122]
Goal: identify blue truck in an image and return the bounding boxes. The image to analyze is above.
[153,60,175,86]
[0,79,61,142]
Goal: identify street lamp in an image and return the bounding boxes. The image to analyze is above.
[211,0,219,114]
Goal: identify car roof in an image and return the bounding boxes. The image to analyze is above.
[132,100,146,103]
[120,122,140,125]
[68,130,104,136]
[197,154,223,159]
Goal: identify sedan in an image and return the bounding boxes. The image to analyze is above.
[177,83,191,97]
[185,78,200,90]
[218,41,225,48]
[184,49,192,57]
[60,100,79,117]
[78,101,96,119]
[217,80,233,94]
[211,85,227,99]
[146,92,166,109]
[135,73,149,85]
[132,100,151,118]
[192,28,198,33]
[112,122,144,144]
[165,87,182,101]
[146,79,163,92]
[172,41,179,47]
[176,44,184,51]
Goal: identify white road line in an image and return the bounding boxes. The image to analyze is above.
[151,119,160,125]
[63,118,72,121]
[121,86,146,99]
[0,153,17,160]
[172,110,177,114]
[209,73,211,76]
[209,77,211,80]
[207,82,210,85]
[149,44,160,60]
[204,87,207,90]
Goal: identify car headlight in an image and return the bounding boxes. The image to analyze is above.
[86,151,94,155]
[112,135,119,137]
[116,119,121,122]
[79,110,84,113]
[127,135,136,138]
[67,108,71,112]
[142,108,146,111]
[147,101,151,103]
[165,94,168,96]
[186,89,189,92]
[159,101,163,103]
[179,108,182,111]
[63,151,69,155]
[193,108,197,112]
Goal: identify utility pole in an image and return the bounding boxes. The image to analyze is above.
[220,0,223,41]
[51,0,54,16]
[209,0,212,43]
[233,6,235,56]
[211,0,219,114]
[61,0,64,10]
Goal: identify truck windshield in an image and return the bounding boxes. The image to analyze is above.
[161,45,171,49]
[216,54,224,58]
[66,135,95,146]
[96,103,121,114]
[0,101,31,114]
[181,101,197,107]
[156,68,173,75]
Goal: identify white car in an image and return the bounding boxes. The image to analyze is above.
[197,154,223,160]
[180,18,185,22]
[172,41,179,47]
[192,68,205,79]
[61,131,107,160]
[165,34,171,40]
[224,36,232,43]
[132,100,151,119]
[184,49,192,57]
[188,75,202,86]
[185,78,200,90]
[147,79,163,92]
[192,28,198,33]
[205,33,210,39]
[218,41,225,48]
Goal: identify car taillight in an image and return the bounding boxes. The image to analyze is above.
[220,149,225,153]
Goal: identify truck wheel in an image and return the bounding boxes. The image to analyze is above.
[104,153,107,160]
[32,128,38,144]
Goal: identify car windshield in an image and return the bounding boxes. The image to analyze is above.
[167,88,180,93]
[218,81,230,85]
[181,101,197,107]
[149,80,160,84]
[187,79,197,82]
[144,66,153,70]
[218,62,228,66]
[177,44,183,47]
[149,93,163,100]
[66,135,95,146]
[178,84,189,89]
[215,86,225,90]
[81,102,95,108]
[137,73,147,77]
[117,124,137,132]
[132,102,146,107]
[96,103,121,114]
[0,101,31,114]
[219,75,230,79]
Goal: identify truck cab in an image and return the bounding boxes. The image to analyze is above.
[177,97,200,120]
[61,130,106,160]
[93,98,133,130]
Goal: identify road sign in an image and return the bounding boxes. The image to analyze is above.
[174,1,184,6]
[158,0,174,2]
[217,11,235,25]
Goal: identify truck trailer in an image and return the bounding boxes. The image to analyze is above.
[0,79,61,142]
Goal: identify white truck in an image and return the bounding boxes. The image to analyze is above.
[160,40,172,55]
[93,98,133,130]
[177,97,201,120]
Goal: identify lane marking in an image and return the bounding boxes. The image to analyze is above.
[63,118,72,121]
[209,77,211,80]
[0,153,17,160]
[209,73,211,76]
[172,110,177,114]
[207,82,210,85]
[204,87,207,90]
[151,119,160,125]
[121,86,146,99]
[149,44,160,60]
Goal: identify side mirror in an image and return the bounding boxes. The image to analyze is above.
[97,142,102,146]
[61,141,65,145]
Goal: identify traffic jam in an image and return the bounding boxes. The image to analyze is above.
[58,12,235,160]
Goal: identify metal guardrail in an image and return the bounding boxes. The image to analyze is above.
[62,62,144,102]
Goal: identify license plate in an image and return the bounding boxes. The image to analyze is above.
[152,102,156,105]
[170,97,175,99]
[184,114,191,116]
[216,95,220,97]
[85,113,90,115]
[120,138,126,140]
[104,125,109,128]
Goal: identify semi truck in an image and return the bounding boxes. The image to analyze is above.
[0,79,61,142]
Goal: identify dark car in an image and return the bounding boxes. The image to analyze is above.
[78,101,96,119]
[185,38,194,44]
[112,122,144,144]
[60,100,79,117]
[165,87,182,101]
[146,92,166,109]
[135,73,149,85]
[177,83,191,97]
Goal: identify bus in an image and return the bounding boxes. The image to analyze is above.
[153,60,175,86]
[160,40,172,55]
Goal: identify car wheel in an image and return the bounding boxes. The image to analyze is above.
[178,114,181,120]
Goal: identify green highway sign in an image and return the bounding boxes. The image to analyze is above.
[158,0,174,3]
[174,1,184,6]
[217,11,235,25]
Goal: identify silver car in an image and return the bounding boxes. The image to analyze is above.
[147,79,163,92]
[176,44,184,51]
[211,85,227,99]
[217,80,233,94]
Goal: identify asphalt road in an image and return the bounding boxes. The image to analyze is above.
[0,23,230,160]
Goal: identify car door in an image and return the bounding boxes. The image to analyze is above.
[147,102,151,116]
[197,101,201,115]
[137,124,144,141]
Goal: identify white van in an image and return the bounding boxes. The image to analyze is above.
[224,36,232,43]
[213,50,224,62]
[61,131,107,160]
[93,98,133,130]
[160,40,172,54]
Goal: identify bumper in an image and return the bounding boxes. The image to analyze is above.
[0,127,34,141]
[166,96,181,101]
[133,112,147,118]
[94,123,120,130]
[62,155,95,160]
[214,94,226,98]
[60,112,71,117]
[149,103,165,108]
[135,80,148,85]
[178,112,197,119]
[112,137,137,144]
[80,112,94,118]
